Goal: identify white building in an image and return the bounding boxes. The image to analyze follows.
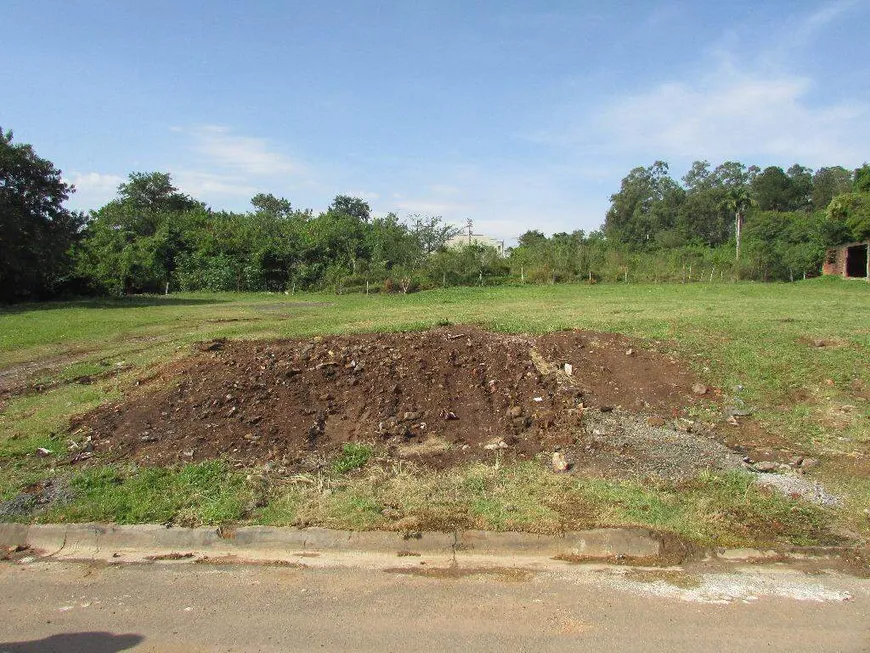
[446,233,506,257]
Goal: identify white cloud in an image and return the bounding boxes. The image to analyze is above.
[182,125,304,177]
[429,184,461,196]
[379,160,610,240]
[344,189,380,201]
[789,0,860,44]
[171,169,259,199]
[393,199,473,215]
[529,1,870,172]
[63,171,125,210]
[157,124,319,209]
[600,66,867,165]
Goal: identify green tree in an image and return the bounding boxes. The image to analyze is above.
[366,213,421,273]
[854,164,870,193]
[0,128,84,301]
[711,161,751,189]
[117,172,200,216]
[786,164,813,212]
[676,161,749,247]
[681,160,713,192]
[743,211,832,281]
[516,230,547,248]
[812,166,852,211]
[329,195,371,223]
[407,214,459,254]
[827,193,870,241]
[605,161,684,247]
[751,166,793,212]
[76,172,202,294]
[251,193,293,218]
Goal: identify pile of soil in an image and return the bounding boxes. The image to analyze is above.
[75,327,712,471]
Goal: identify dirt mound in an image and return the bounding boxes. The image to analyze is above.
[75,327,710,470]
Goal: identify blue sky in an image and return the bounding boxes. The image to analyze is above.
[3,1,869,240]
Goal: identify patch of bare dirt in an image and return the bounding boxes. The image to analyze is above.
[798,336,849,349]
[74,327,713,471]
[0,349,98,396]
[713,419,805,465]
[383,565,535,582]
[0,334,167,400]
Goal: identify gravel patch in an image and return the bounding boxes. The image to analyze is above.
[0,494,37,519]
[0,479,75,518]
[575,409,842,506]
[754,473,841,507]
[575,410,745,482]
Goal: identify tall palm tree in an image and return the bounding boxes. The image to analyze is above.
[724,188,753,280]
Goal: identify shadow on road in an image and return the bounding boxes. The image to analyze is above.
[0,631,143,652]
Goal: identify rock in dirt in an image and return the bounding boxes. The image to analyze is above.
[195,339,225,352]
[507,405,523,419]
[551,451,569,472]
[800,457,820,470]
[691,383,708,396]
[512,416,531,430]
[753,461,779,473]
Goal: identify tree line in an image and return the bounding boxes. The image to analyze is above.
[2,126,869,302]
[599,160,869,281]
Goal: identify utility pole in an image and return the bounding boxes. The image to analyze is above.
[466,218,473,245]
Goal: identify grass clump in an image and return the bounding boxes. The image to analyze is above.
[331,443,373,474]
[578,470,837,547]
[40,461,250,526]
[253,462,837,546]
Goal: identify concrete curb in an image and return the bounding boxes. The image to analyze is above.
[0,523,660,561]
[2,523,861,566]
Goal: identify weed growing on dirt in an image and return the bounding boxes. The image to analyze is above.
[331,443,373,474]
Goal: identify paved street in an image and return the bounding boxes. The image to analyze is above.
[1,557,868,652]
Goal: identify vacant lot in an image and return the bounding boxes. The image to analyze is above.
[1,280,868,550]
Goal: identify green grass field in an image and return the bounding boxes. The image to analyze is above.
[1,278,868,548]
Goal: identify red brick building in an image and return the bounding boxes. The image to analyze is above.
[823,241,870,280]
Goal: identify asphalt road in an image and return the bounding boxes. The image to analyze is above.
[1,558,868,652]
